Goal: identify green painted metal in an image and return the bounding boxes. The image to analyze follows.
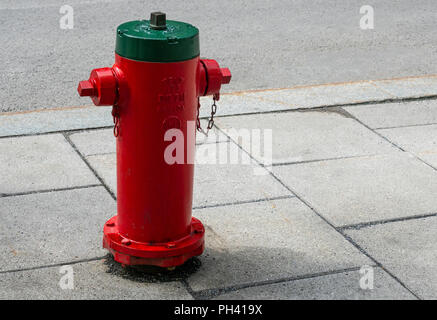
[115,19,200,62]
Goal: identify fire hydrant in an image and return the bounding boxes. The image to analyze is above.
[77,12,231,268]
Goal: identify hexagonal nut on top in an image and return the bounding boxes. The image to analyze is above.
[150,12,166,30]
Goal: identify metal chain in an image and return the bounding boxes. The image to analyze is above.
[112,105,120,137]
[196,95,218,136]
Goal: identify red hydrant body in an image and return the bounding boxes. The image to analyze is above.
[78,12,231,267]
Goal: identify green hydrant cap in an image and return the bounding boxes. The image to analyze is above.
[115,12,200,62]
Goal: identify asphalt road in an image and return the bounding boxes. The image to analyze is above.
[1,0,436,112]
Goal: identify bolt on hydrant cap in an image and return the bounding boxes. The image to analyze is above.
[221,68,232,84]
[77,80,95,97]
[150,12,166,30]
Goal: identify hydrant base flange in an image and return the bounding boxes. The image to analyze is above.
[102,216,205,268]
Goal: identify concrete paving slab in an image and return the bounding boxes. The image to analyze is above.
[215,111,398,165]
[372,76,437,99]
[273,153,437,227]
[244,82,392,108]
[187,198,369,291]
[0,106,112,137]
[0,187,115,272]
[86,153,117,195]
[193,162,290,208]
[344,100,437,129]
[86,143,290,207]
[346,216,437,299]
[0,134,98,194]
[214,268,415,300]
[69,129,115,156]
[377,124,437,168]
[0,259,192,300]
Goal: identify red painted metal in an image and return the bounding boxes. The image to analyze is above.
[198,59,231,97]
[78,68,117,106]
[78,54,231,267]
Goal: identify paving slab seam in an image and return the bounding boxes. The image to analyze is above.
[339,232,422,300]
[62,132,117,200]
[0,126,114,140]
[374,122,437,130]
[339,107,437,173]
[0,184,102,199]
[244,94,398,109]
[0,256,106,275]
[192,195,295,210]
[0,125,227,148]
[189,266,375,300]
[83,141,225,159]
[85,152,117,158]
[212,95,437,120]
[181,279,198,300]
[409,157,437,172]
[214,124,423,300]
[271,154,381,167]
[338,212,437,231]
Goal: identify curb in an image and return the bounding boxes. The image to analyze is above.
[1,74,437,138]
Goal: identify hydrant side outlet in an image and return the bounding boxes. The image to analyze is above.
[78,13,231,268]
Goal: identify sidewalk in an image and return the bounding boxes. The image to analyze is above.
[1,75,437,299]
